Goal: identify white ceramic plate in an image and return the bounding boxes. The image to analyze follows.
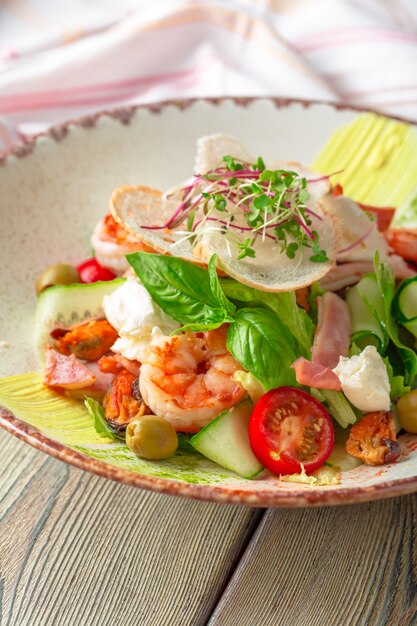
[1,97,416,507]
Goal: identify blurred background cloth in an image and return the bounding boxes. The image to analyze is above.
[0,0,416,151]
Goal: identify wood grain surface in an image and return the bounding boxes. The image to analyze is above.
[2,427,417,626]
[0,430,261,626]
[209,498,417,626]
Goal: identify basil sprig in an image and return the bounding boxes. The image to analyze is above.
[127,252,312,389]
[220,278,313,357]
[127,252,235,332]
[226,308,299,390]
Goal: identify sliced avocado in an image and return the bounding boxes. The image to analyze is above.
[190,399,263,479]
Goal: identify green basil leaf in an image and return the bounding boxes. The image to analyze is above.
[84,398,116,441]
[221,278,313,357]
[127,252,234,330]
[227,308,299,390]
[208,255,236,316]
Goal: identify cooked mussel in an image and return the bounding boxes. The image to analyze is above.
[103,369,149,434]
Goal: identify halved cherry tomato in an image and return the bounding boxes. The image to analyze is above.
[248,387,334,475]
[77,258,116,283]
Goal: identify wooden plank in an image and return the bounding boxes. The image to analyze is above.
[209,497,417,626]
[0,430,262,626]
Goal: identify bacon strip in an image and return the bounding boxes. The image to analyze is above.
[291,357,341,390]
[320,255,415,292]
[312,292,351,369]
[44,347,96,390]
[292,292,351,389]
[320,261,374,291]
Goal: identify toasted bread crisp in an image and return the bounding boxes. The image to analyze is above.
[110,136,340,292]
[111,185,197,262]
[194,133,255,174]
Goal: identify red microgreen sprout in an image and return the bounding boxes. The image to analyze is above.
[142,155,330,264]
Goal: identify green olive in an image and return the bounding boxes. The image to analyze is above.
[397,389,417,433]
[36,263,80,294]
[126,415,178,460]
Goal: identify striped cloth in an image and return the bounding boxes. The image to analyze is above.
[1,0,417,151]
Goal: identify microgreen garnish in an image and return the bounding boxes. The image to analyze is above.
[151,155,329,264]
[237,238,257,260]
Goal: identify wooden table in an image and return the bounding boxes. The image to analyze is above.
[2,428,417,626]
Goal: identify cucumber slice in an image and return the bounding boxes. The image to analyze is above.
[190,399,263,479]
[393,276,417,339]
[346,274,387,352]
[33,279,125,364]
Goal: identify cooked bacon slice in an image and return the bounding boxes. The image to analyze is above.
[292,292,349,389]
[320,255,415,292]
[346,411,400,466]
[44,347,96,390]
[291,357,341,390]
[320,261,374,291]
[312,292,351,369]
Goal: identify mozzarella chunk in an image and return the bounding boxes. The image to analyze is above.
[333,346,391,412]
[103,277,180,362]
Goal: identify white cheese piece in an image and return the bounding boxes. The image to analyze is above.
[332,345,391,412]
[103,277,180,362]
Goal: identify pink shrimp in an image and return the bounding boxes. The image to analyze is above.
[139,326,247,432]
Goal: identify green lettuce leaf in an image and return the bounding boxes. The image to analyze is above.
[374,252,417,386]
[84,397,116,441]
[384,357,410,400]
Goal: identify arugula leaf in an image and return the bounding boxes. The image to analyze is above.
[374,252,417,385]
[84,398,116,441]
[127,252,235,331]
[226,308,299,390]
[220,278,313,357]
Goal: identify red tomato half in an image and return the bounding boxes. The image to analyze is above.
[77,258,116,283]
[249,387,334,475]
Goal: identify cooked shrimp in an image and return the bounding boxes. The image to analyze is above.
[91,213,153,274]
[139,326,247,432]
[385,228,417,264]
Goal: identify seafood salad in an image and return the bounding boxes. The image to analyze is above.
[31,119,417,483]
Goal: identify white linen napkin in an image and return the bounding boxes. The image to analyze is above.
[0,0,416,150]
